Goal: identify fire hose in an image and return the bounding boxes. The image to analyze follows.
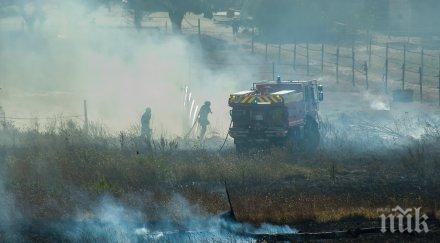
[184,109,201,139]
[218,119,233,152]
[184,119,198,139]
[184,111,232,152]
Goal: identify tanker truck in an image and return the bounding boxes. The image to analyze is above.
[228,78,323,153]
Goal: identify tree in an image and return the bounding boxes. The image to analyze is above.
[0,0,46,29]
[125,0,214,32]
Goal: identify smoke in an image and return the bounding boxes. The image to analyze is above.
[320,90,440,153]
[0,0,255,137]
[56,194,295,242]
[1,3,291,240]
[362,92,390,111]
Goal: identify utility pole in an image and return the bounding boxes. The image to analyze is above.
[83,100,89,134]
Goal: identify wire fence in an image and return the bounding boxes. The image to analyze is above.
[171,16,440,105]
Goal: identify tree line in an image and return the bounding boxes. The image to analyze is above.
[2,0,439,41]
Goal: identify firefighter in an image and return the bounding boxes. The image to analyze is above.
[197,101,212,140]
[141,107,152,142]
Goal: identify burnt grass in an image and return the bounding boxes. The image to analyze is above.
[1,120,440,240]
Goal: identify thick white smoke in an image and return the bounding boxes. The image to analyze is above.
[0,1,256,137]
[60,194,296,242]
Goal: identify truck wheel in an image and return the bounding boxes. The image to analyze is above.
[235,142,248,155]
[286,127,301,153]
[303,117,320,153]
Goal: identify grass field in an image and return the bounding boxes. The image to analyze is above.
[1,114,439,231]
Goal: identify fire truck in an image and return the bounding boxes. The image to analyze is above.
[228,78,323,153]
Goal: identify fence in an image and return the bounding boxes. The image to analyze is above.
[174,17,440,105]
[0,101,88,131]
[282,40,438,104]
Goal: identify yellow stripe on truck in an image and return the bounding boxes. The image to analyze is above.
[230,95,284,104]
[260,96,269,103]
[240,96,252,103]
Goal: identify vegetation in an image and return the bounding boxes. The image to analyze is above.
[125,0,214,31]
[1,117,439,227]
[241,0,440,42]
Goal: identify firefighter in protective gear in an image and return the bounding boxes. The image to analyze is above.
[198,101,212,140]
[141,107,152,142]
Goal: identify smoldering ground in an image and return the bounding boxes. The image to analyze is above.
[0,193,296,242]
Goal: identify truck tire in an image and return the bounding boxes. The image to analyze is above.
[235,142,249,154]
[303,116,320,153]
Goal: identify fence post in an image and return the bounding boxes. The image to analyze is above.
[321,43,324,73]
[165,20,168,33]
[364,61,369,90]
[385,43,389,93]
[401,64,405,91]
[0,106,5,129]
[83,100,89,134]
[278,44,281,63]
[438,69,440,106]
[272,62,275,81]
[265,43,268,61]
[336,46,340,83]
[197,18,201,39]
[402,44,406,90]
[419,66,423,102]
[306,42,310,76]
[293,42,297,70]
[419,50,424,113]
[351,45,355,86]
[251,28,255,54]
[368,37,372,66]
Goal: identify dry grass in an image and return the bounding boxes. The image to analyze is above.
[0,118,440,226]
